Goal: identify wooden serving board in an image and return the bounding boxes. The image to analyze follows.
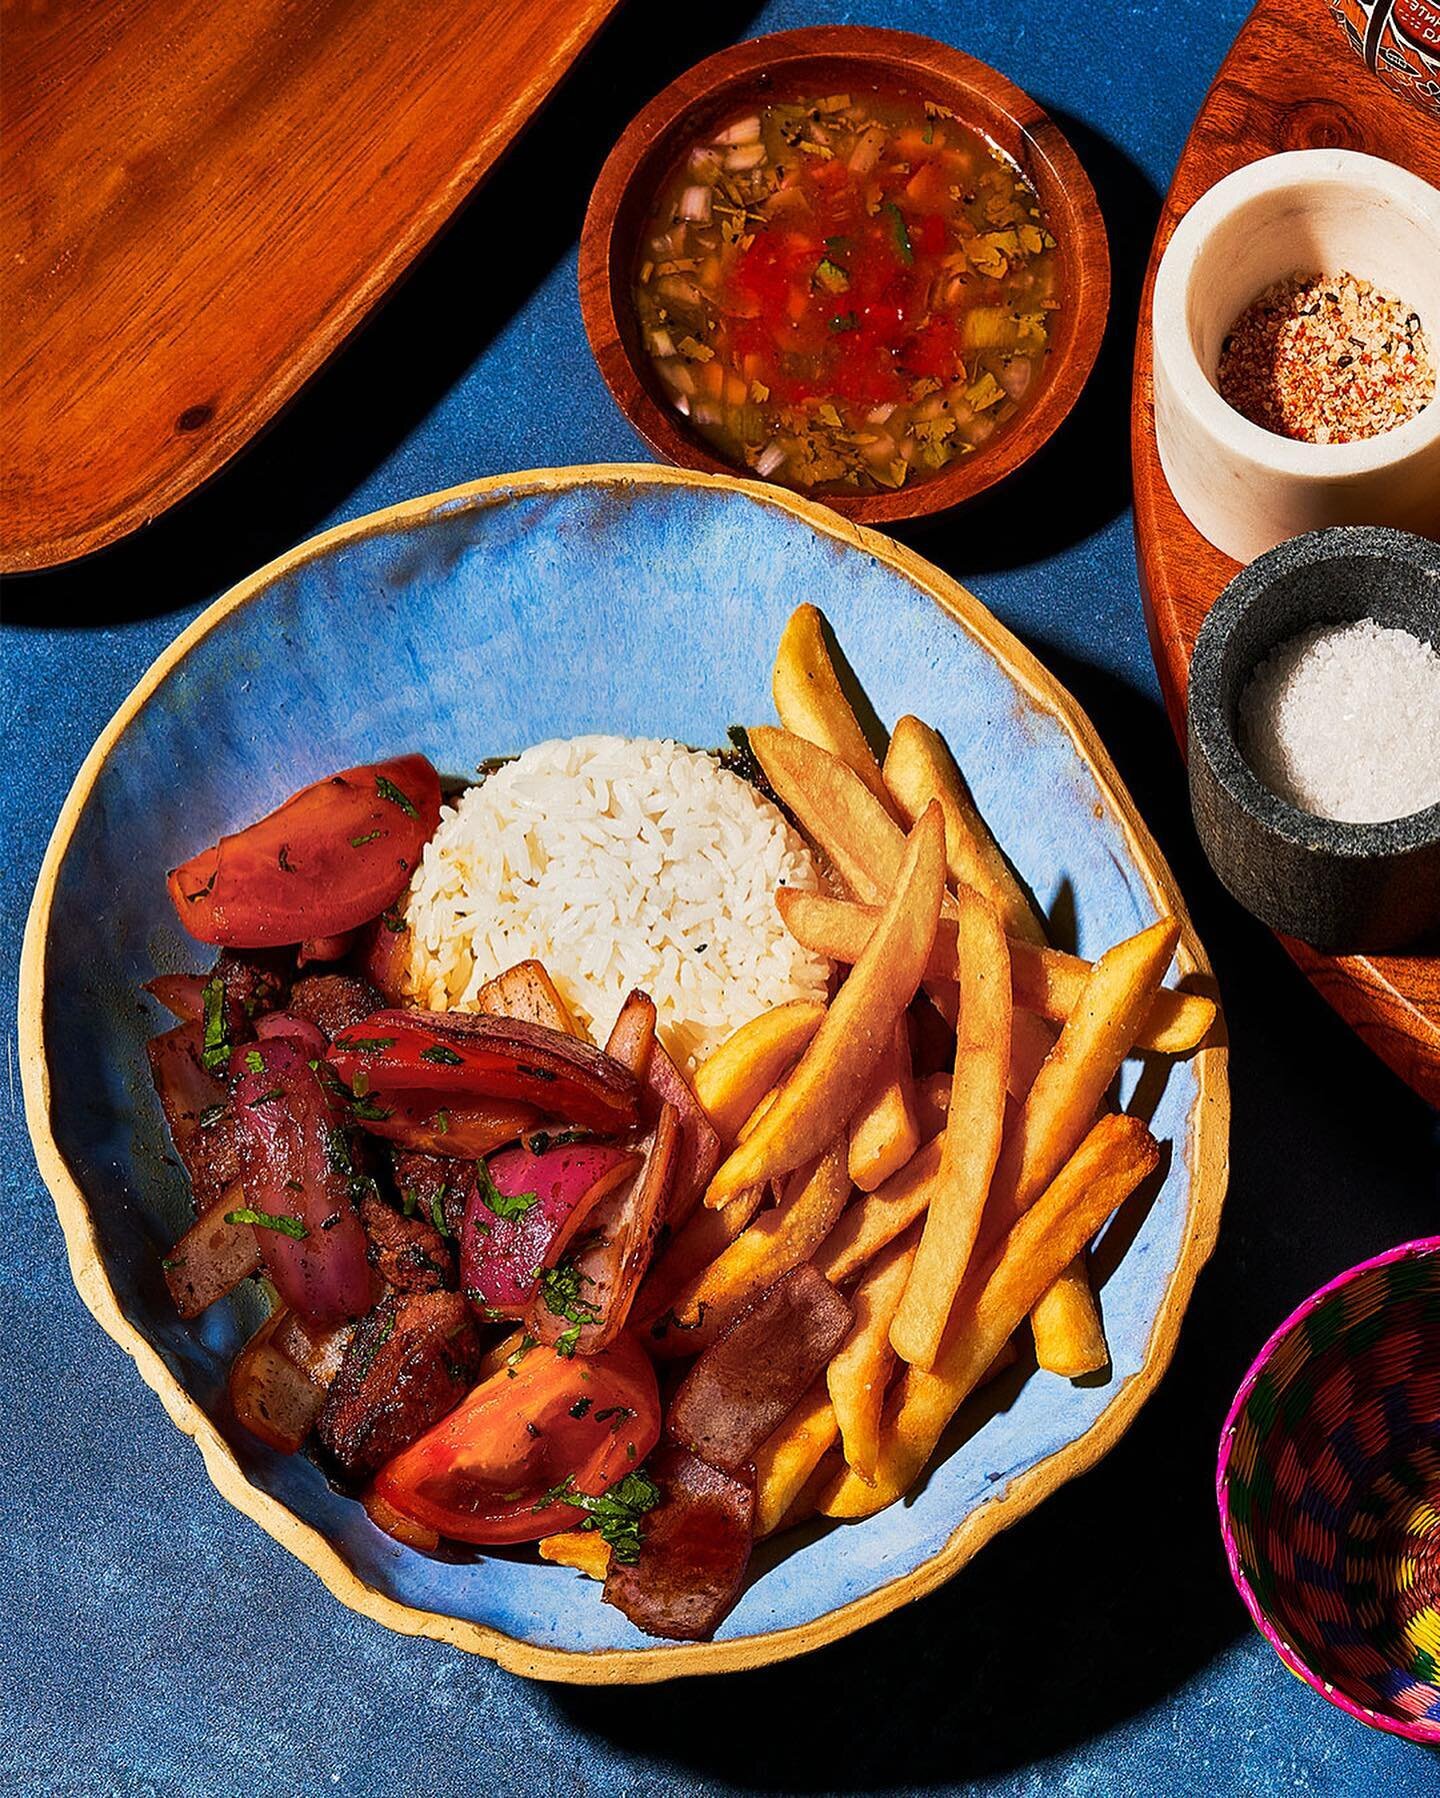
[0,0,623,574]
[1132,0,1440,1109]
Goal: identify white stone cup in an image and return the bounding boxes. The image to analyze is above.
[1152,150,1440,564]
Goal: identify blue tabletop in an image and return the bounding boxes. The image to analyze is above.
[4,2,1438,1792]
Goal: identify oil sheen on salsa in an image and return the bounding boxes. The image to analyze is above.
[632,86,1060,495]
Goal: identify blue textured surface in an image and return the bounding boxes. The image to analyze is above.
[38,474,1202,1664]
[3,1,1438,1792]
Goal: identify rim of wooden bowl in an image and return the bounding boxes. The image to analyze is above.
[578,27,1111,525]
[20,464,1225,1684]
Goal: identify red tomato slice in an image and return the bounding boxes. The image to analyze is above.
[372,1334,661,1545]
[167,755,442,948]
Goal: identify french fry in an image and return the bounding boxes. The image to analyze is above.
[476,959,584,1036]
[772,604,897,816]
[829,1221,921,1480]
[821,1114,1161,1517]
[753,1376,840,1538]
[891,886,1011,1371]
[650,1140,850,1355]
[813,1132,942,1285]
[747,727,907,906]
[1031,1256,1110,1376]
[847,1021,920,1191]
[883,713,1047,946]
[703,805,946,1208]
[987,918,1181,1229]
[692,999,826,1142]
[777,1447,847,1534]
[775,889,1214,1055]
[539,1530,612,1580]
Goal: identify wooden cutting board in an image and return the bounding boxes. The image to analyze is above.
[1132,0,1440,1108]
[1,0,623,573]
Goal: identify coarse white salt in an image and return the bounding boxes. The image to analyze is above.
[1238,617,1440,824]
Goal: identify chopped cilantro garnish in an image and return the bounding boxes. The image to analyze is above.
[569,1397,592,1419]
[224,1206,307,1240]
[375,775,419,818]
[813,255,850,295]
[246,1086,285,1108]
[537,1470,662,1564]
[197,1102,226,1130]
[539,1258,601,1358]
[523,1128,592,1155]
[349,830,382,848]
[244,1048,264,1074]
[277,844,296,874]
[419,1043,463,1066]
[344,1036,397,1055]
[350,1093,392,1122]
[200,976,230,1074]
[829,311,859,333]
[515,1064,556,1082]
[884,200,913,265]
[430,1195,450,1238]
[474,1159,538,1223]
[381,906,407,934]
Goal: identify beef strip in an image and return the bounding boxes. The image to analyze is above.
[393,1150,469,1237]
[360,1193,454,1293]
[318,1289,483,1478]
[213,948,292,1019]
[287,972,382,1041]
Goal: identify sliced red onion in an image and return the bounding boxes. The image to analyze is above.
[253,1011,328,1058]
[229,1037,374,1327]
[460,1142,641,1317]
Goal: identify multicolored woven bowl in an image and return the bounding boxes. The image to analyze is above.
[1217,1238,1440,1742]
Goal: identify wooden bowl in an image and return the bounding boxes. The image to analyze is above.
[578,28,1110,524]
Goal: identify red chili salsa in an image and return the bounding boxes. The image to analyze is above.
[632,86,1061,495]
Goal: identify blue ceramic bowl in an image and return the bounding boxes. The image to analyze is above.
[21,466,1227,1681]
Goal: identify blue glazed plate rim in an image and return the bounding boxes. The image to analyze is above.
[19,464,1229,1683]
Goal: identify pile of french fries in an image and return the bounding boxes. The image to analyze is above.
[643,602,1214,1537]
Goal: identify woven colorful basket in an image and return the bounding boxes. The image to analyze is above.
[1217,1238,1440,1742]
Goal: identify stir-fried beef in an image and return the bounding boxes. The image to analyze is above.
[213,948,292,1019]
[318,1290,483,1478]
[393,1150,469,1237]
[287,973,383,1042]
[360,1193,454,1293]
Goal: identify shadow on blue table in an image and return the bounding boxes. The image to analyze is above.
[2,3,766,629]
[549,653,1438,1788]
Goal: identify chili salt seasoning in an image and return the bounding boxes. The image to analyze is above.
[1217,272,1435,444]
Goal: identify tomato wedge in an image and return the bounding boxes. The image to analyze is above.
[167,755,441,948]
[371,1335,660,1544]
[328,1010,642,1135]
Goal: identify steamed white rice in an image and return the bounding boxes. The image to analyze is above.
[404,736,830,1068]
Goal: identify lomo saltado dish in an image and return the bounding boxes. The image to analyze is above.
[150,605,1213,1642]
[632,84,1060,495]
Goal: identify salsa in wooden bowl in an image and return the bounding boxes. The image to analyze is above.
[580,29,1109,523]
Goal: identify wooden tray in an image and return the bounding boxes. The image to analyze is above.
[0,0,622,574]
[1132,0,1440,1109]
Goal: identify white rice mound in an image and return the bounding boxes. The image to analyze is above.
[404,735,831,1069]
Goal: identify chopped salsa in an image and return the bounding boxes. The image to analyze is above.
[632,86,1060,495]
